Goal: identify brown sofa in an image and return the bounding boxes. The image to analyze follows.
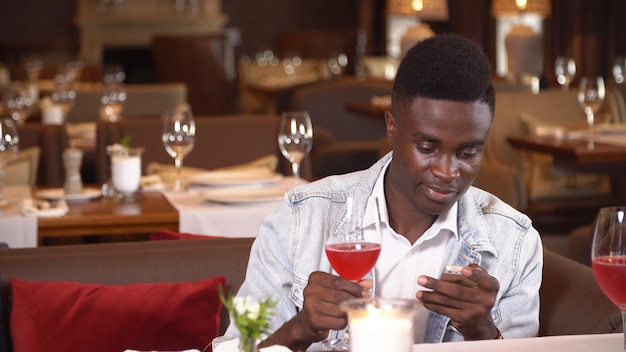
[0,239,621,351]
[0,238,254,351]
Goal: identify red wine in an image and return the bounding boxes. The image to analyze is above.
[592,255,626,306]
[325,242,381,281]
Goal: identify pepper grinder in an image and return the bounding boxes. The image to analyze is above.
[63,145,83,195]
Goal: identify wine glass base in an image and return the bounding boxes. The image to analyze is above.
[112,191,137,203]
[321,337,350,351]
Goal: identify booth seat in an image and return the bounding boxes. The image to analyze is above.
[0,239,620,351]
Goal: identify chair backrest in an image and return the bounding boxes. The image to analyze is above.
[539,248,623,336]
[95,114,309,183]
[487,88,618,171]
[288,77,392,142]
[5,146,40,186]
[67,83,187,123]
[151,34,238,115]
[17,124,68,186]
[275,28,366,76]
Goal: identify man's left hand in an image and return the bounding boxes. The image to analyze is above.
[416,264,501,340]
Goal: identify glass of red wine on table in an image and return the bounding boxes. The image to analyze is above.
[323,196,383,350]
[591,206,626,352]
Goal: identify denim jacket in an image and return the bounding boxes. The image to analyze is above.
[225,152,543,349]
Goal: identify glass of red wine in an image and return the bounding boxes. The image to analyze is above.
[591,206,626,351]
[323,196,383,350]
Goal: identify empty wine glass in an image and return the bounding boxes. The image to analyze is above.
[4,84,34,126]
[555,56,576,91]
[24,57,43,81]
[51,71,77,120]
[323,196,383,350]
[162,104,196,192]
[328,52,349,79]
[613,56,626,84]
[591,206,626,352]
[278,111,312,184]
[100,66,127,122]
[577,76,606,142]
[0,119,19,207]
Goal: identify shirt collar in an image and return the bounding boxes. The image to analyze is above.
[366,159,459,242]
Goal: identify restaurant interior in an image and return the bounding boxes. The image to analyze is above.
[0,0,624,351]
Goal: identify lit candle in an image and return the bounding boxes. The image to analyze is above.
[342,298,419,352]
[349,314,413,352]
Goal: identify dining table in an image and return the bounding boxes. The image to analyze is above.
[214,333,622,352]
[506,134,626,174]
[0,185,37,248]
[37,188,179,245]
[161,177,299,238]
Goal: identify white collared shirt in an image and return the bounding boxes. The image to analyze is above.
[364,159,459,343]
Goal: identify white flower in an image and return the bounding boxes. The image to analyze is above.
[233,296,261,320]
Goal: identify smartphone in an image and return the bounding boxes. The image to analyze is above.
[440,265,478,288]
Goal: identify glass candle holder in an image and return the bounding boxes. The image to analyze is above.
[108,147,143,202]
[340,298,421,352]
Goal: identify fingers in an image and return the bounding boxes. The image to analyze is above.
[415,265,500,339]
[300,272,366,332]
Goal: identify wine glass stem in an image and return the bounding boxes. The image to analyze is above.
[291,161,300,182]
[0,168,6,204]
[174,158,183,192]
[622,310,625,352]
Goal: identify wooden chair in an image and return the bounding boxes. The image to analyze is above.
[5,146,40,186]
[539,248,623,335]
[67,83,187,123]
[95,114,311,184]
[151,34,238,116]
[287,77,392,178]
[17,124,68,186]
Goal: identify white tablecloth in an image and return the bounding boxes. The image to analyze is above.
[0,185,37,248]
[161,186,284,238]
[214,333,622,352]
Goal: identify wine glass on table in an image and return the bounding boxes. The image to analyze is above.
[323,196,383,350]
[278,111,313,185]
[591,206,626,351]
[555,56,576,91]
[162,104,196,192]
[4,84,34,126]
[0,119,19,207]
[577,76,606,144]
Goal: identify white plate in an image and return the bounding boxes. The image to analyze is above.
[200,186,287,204]
[36,188,102,203]
[187,170,284,187]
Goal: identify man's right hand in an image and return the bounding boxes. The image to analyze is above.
[260,271,371,351]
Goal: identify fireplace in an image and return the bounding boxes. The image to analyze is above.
[75,0,227,65]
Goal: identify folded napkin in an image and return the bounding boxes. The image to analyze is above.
[146,155,279,186]
[21,199,69,217]
[519,113,574,140]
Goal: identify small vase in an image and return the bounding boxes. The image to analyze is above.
[238,335,258,352]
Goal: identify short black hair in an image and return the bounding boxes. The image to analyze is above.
[392,34,495,116]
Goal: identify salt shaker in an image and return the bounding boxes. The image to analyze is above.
[63,145,83,195]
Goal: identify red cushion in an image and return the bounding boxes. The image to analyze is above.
[10,276,225,352]
[150,230,224,241]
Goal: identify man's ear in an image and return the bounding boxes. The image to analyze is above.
[384,110,396,146]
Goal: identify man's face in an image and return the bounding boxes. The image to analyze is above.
[385,96,492,217]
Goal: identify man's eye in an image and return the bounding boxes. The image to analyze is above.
[459,148,479,159]
[417,143,436,153]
